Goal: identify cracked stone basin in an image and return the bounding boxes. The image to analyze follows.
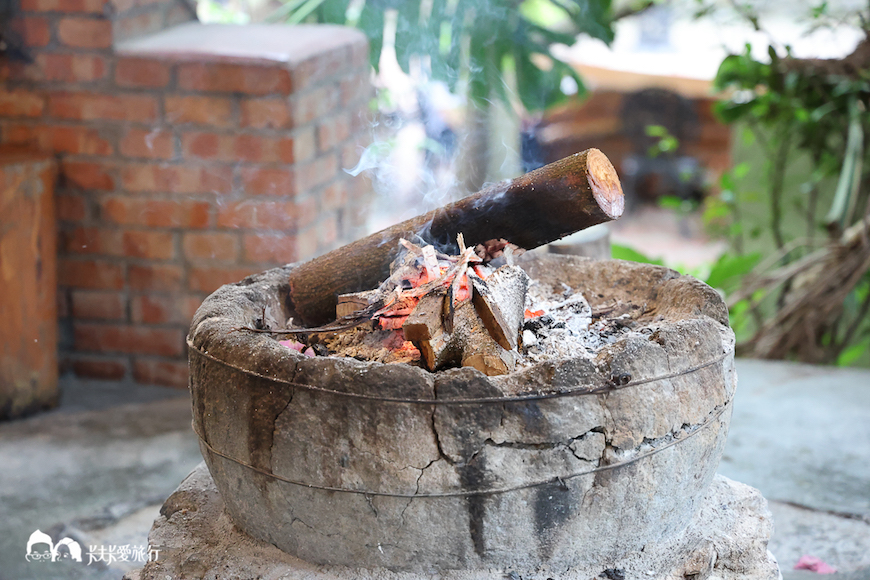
[187,254,736,574]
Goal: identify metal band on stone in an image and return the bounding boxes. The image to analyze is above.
[187,340,730,405]
[194,399,732,499]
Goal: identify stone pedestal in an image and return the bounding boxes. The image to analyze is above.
[0,149,58,420]
[127,463,780,580]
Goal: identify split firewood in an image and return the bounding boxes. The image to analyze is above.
[326,236,528,376]
[336,290,379,319]
[468,265,529,351]
[454,300,516,376]
[402,291,455,370]
[288,148,624,326]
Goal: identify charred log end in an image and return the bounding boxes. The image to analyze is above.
[585,148,625,219]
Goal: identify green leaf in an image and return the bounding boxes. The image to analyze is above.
[837,336,870,366]
[611,244,665,266]
[356,2,385,71]
[658,195,684,210]
[394,1,421,73]
[705,252,762,292]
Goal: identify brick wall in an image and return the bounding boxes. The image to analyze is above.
[1,8,373,387]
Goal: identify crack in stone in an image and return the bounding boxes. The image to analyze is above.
[775,499,870,525]
[430,406,456,466]
[290,515,340,539]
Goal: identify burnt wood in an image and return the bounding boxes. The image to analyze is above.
[289,148,624,325]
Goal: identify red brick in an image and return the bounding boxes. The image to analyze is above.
[121,163,232,194]
[180,131,222,159]
[71,357,128,380]
[62,226,122,255]
[317,112,351,152]
[37,53,107,82]
[62,159,115,190]
[165,95,234,127]
[177,62,292,95]
[182,231,239,262]
[49,92,158,122]
[232,134,268,163]
[74,322,185,356]
[12,16,51,47]
[188,266,255,293]
[115,57,171,88]
[181,131,296,164]
[240,98,291,129]
[57,17,112,49]
[56,193,87,221]
[0,122,40,145]
[101,196,210,228]
[119,128,174,160]
[2,123,112,155]
[0,89,45,117]
[71,290,126,320]
[240,167,295,196]
[49,125,113,155]
[321,181,347,211]
[133,358,188,388]
[122,230,175,259]
[295,153,337,193]
[58,258,124,289]
[216,198,315,230]
[243,233,297,264]
[291,126,316,163]
[20,0,105,13]
[128,263,183,291]
[131,294,201,324]
[292,85,339,125]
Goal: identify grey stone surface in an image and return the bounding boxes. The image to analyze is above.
[720,359,870,576]
[190,256,737,571]
[720,359,870,518]
[134,464,779,580]
[768,501,870,573]
[0,378,202,580]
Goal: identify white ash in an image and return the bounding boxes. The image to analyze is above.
[520,279,631,365]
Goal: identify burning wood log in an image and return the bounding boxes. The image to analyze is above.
[401,290,454,370]
[469,266,529,351]
[289,148,624,326]
[336,290,378,319]
[454,299,516,376]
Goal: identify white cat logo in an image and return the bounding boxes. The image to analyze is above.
[25,529,82,562]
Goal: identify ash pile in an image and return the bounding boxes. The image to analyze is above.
[274,235,636,376]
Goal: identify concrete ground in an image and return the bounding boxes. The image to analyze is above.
[0,360,868,579]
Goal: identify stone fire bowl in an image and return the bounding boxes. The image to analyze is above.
[187,255,736,574]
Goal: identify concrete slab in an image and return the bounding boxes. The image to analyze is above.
[721,359,870,518]
[721,359,870,575]
[0,377,202,580]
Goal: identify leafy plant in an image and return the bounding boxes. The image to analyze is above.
[707,6,870,365]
